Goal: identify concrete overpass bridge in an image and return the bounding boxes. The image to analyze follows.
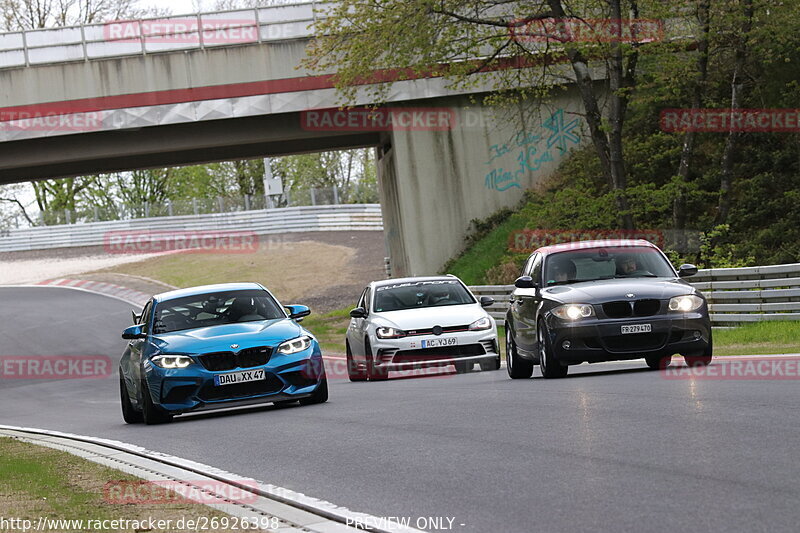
[0,1,587,276]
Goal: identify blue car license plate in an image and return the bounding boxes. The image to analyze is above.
[214,368,265,386]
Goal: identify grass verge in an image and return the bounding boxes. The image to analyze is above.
[0,437,236,532]
[302,308,352,354]
[442,216,527,285]
[713,321,800,356]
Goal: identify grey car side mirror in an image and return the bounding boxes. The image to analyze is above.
[514,276,537,289]
[678,264,698,277]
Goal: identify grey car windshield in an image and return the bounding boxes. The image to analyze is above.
[153,289,285,333]
[544,246,676,286]
[373,280,475,312]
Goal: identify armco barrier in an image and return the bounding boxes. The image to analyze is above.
[470,263,800,327]
[0,204,382,252]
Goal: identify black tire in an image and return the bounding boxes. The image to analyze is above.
[299,376,328,405]
[365,339,388,381]
[346,341,367,381]
[506,322,534,379]
[645,354,673,370]
[140,378,173,425]
[538,320,568,379]
[119,375,143,424]
[685,333,713,367]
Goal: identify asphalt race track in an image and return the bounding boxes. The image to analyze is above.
[1,286,798,532]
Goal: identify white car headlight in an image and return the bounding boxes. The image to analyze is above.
[552,304,595,320]
[277,336,312,355]
[151,355,194,369]
[376,326,406,339]
[469,317,493,331]
[669,295,704,312]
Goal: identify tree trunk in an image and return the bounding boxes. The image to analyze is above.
[674,0,711,249]
[548,0,634,229]
[716,0,754,225]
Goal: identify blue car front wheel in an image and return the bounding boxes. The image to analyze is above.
[140,377,174,425]
[119,375,143,424]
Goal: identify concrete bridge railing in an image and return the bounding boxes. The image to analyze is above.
[0,204,382,252]
[0,1,320,69]
[470,263,800,327]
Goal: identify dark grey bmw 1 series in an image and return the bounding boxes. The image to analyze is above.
[505,239,712,379]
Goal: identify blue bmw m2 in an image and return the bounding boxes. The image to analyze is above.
[119,282,327,424]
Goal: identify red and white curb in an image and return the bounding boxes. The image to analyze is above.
[35,278,150,307]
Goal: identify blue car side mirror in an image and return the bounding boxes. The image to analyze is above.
[122,325,145,340]
[286,305,311,321]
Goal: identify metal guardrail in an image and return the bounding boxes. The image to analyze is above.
[470,263,800,326]
[0,204,382,252]
[0,1,320,69]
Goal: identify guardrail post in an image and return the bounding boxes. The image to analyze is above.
[197,13,205,50]
[139,19,146,55]
[80,24,88,61]
[167,200,173,217]
[193,198,199,215]
[144,202,150,218]
[21,30,30,66]
[333,185,339,205]
[244,194,251,211]
[217,196,224,213]
[310,188,317,206]
[93,205,99,221]
[254,7,263,43]
[65,209,71,225]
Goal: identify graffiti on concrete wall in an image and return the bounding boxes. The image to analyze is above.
[484,109,581,191]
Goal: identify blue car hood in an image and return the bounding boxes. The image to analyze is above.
[151,319,304,354]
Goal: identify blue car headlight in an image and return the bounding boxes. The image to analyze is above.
[151,355,194,369]
[277,336,312,355]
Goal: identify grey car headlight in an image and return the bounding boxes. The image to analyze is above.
[552,304,595,320]
[669,295,704,312]
[376,326,406,339]
[277,336,312,355]
[151,355,194,369]
[468,317,493,331]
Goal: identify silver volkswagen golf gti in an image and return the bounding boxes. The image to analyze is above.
[345,276,500,380]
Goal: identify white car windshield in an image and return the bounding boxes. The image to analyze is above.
[373,280,475,312]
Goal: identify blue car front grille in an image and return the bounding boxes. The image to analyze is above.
[198,346,272,371]
[198,373,284,401]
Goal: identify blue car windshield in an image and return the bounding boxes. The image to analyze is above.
[544,246,676,286]
[373,280,475,312]
[153,289,285,334]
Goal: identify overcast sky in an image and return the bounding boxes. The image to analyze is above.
[138,0,210,15]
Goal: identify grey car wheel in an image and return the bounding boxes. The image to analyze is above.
[538,321,568,379]
[506,323,533,379]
